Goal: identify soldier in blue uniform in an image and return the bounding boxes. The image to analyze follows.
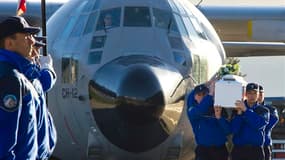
[258,85,279,160]
[231,83,270,160]
[0,16,41,159]
[25,36,57,160]
[187,83,231,160]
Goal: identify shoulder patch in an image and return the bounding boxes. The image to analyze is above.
[1,94,18,112]
[0,72,21,112]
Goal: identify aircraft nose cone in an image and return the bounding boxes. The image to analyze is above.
[88,55,184,153]
[117,64,165,124]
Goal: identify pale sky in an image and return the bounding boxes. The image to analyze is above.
[191,0,284,6]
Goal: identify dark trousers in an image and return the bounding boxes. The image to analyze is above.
[264,145,272,160]
[231,146,264,160]
[195,145,229,160]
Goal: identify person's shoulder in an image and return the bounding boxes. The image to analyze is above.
[0,61,27,83]
[264,104,278,113]
[0,62,25,86]
[0,62,16,75]
[254,104,269,114]
[0,61,35,95]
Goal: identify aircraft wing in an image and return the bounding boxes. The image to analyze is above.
[199,6,285,42]
[223,41,285,57]
[199,5,285,57]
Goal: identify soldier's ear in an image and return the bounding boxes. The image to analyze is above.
[4,37,15,50]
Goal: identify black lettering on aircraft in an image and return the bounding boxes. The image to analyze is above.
[62,88,78,98]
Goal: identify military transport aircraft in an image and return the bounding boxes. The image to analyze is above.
[1,0,285,160]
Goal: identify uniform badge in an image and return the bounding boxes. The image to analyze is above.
[2,94,18,111]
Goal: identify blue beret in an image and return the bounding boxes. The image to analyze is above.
[194,84,209,94]
[246,83,259,92]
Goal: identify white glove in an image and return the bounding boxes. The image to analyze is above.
[39,54,53,70]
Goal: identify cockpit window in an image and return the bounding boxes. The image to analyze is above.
[183,17,200,39]
[88,51,102,64]
[92,0,101,11]
[168,36,184,50]
[83,0,101,12]
[83,0,95,12]
[70,15,88,37]
[190,17,208,40]
[172,0,187,15]
[173,14,188,37]
[90,36,106,49]
[153,8,178,32]
[173,51,186,66]
[124,7,151,27]
[167,0,179,13]
[96,8,121,31]
[60,17,76,40]
[84,11,98,35]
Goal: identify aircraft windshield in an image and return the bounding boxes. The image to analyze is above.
[83,0,101,12]
[124,7,151,27]
[96,8,121,31]
[173,13,188,37]
[70,15,88,37]
[153,8,178,32]
[84,11,98,34]
[168,37,184,50]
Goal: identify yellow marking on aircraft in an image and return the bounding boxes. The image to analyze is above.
[247,20,253,38]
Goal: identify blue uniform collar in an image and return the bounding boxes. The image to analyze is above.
[0,49,41,80]
[244,100,259,109]
[0,49,31,71]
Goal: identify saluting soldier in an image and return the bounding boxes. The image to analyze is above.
[25,35,58,160]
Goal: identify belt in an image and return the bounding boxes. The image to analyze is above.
[198,144,226,149]
[234,145,262,148]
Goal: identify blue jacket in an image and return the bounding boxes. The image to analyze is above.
[24,62,57,159]
[187,90,231,146]
[231,100,269,146]
[0,49,38,160]
[262,103,279,146]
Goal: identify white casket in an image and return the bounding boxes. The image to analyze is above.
[214,75,247,108]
